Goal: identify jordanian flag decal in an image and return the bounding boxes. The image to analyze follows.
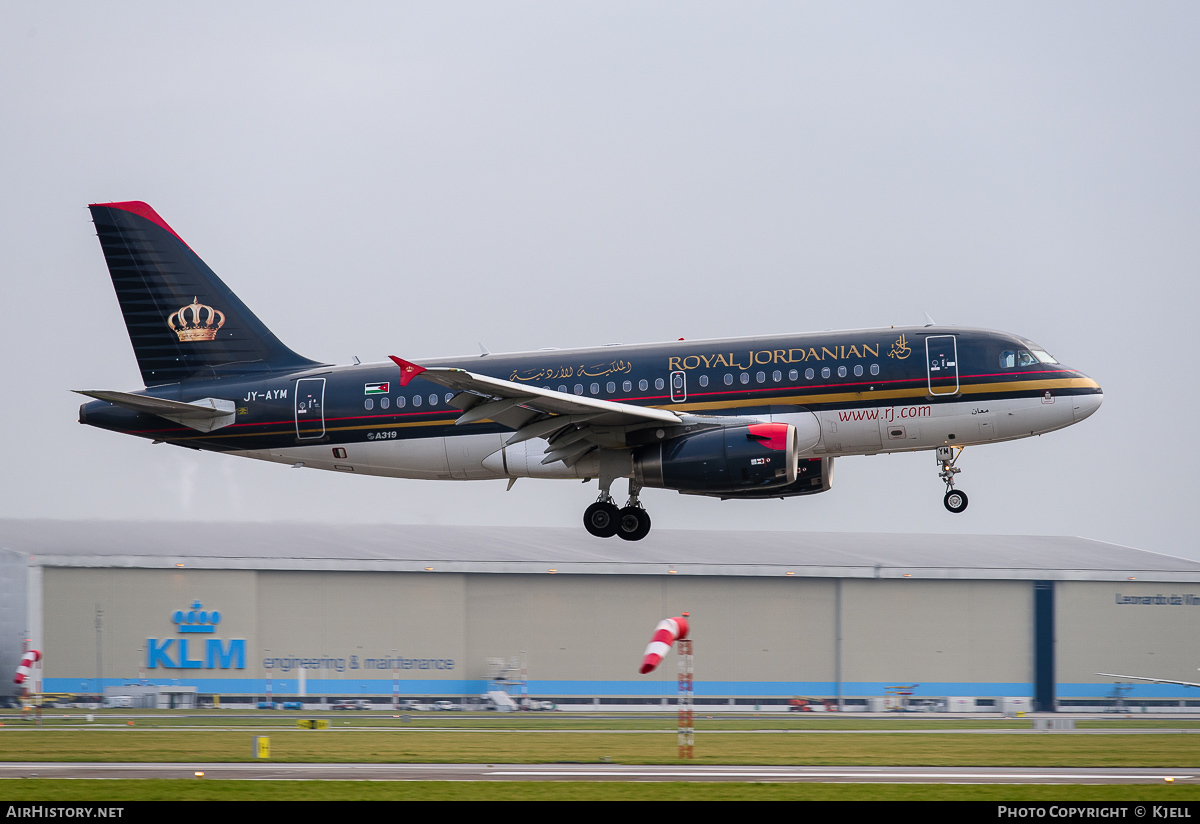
[364,382,390,395]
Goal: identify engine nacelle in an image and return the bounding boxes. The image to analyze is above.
[634,423,797,493]
[699,456,834,500]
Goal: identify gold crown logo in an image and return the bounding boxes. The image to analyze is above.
[167,297,225,342]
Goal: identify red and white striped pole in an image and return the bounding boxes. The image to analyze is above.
[677,634,694,759]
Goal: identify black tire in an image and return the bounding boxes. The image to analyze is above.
[583,501,620,537]
[616,507,652,541]
[944,489,968,514]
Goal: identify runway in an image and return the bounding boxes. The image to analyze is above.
[0,763,1195,784]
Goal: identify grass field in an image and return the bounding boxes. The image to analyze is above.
[2,715,1200,767]
[2,780,1200,802]
[8,710,1200,730]
[3,712,1198,800]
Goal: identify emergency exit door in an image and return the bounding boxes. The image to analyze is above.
[925,335,959,396]
[295,378,326,439]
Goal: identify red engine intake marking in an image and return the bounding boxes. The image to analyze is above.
[746,423,790,450]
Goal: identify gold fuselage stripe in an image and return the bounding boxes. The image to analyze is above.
[181,376,1101,441]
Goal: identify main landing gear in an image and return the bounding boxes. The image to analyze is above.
[937,446,968,514]
[584,480,652,541]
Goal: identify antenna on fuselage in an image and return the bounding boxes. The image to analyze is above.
[923,312,936,327]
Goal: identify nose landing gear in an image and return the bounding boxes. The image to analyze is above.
[937,446,968,513]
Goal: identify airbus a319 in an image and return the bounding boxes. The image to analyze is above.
[77,202,1104,540]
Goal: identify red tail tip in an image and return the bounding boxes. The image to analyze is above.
[88,201,193,251]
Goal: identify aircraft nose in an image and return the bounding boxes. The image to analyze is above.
[1072,390,1103,423]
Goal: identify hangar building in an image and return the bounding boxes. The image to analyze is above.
[3,520,1199,711]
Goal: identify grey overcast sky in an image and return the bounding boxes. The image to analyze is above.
[1,2,1197,558]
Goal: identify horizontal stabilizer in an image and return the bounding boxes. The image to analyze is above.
[74,390,237,433]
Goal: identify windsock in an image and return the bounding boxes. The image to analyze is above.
[14,650,41,685]
[639,616,689,674]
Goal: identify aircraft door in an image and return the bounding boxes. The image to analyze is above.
[925,335,959,396]
[295,378,326,439]
[670,371,687,403]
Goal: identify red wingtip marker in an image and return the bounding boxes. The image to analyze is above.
[388,356,427,387]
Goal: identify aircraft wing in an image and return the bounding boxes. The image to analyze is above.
[1096,672,1200,688]
[389,356,682,464]
[74,390,237,433]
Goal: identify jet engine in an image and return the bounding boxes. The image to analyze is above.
[701,456,834,500]
[633,422,798,494]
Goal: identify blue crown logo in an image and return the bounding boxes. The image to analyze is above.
[172,601,221,634]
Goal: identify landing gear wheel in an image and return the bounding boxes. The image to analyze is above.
[616,507,652,542]
[583,501,620,538]
[943,489,968,514]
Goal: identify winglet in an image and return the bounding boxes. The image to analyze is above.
[389,355,427,387]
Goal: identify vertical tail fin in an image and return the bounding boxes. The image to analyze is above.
[88,201,321,386]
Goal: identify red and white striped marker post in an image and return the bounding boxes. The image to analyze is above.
[13,650,40,685]
[639,616,689,674]
[677,636,694,759]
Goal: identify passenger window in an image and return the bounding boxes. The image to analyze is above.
[655,378,665,390]
[606,381,616,393]
[821,367,830,379]
[740,372,750,385]
[639,379,649,391]
[870,364,879,376]
[724,374,733,385]
[413,395,422,407]
[756,371,766,383]
[590,383,600,394]
[396,396,405,408]
[445,393,454,403]
[574,384,584,395]
[837,366,847,378]
[772,370,782,382]
[788,369,798,381]
[1000,351,1016,369]
[429,394,438,406]
[805,368,814,380]
[558,385,568,393]
[364,398,374,410]
[380,397,390,409]
[623,380,632,392]
[853,365,863,377]
[699,375,709,387]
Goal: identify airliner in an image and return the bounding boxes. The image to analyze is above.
[77,201,1104,540]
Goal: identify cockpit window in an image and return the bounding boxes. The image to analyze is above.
[1003,343,1059,369]
[1001,349,1044,368]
